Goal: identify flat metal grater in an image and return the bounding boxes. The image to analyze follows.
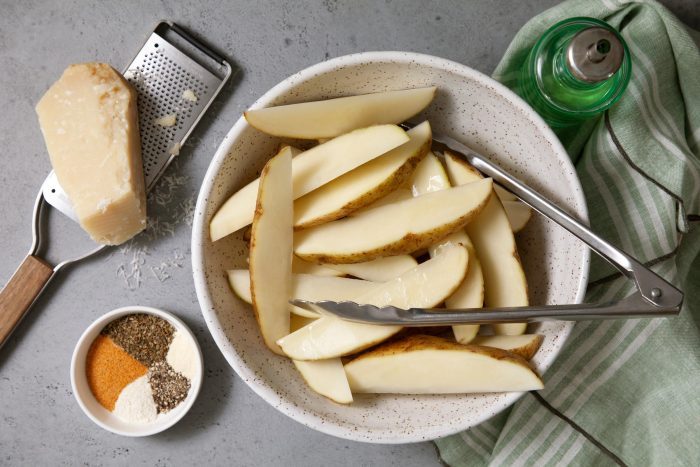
[42,21,232,220]
[0,22,231,349]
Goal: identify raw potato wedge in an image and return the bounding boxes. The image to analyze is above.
[210,125,409,240]
[293,122,432,228]
[344,334,543,394]
[444,151,528,336]
[494,184,517,202]
[409,151,449,194]
[323,255,418,281]
[249,148,293,355]
[291,274,377,316]
[228,269,253,303]
[437,231,484,344]
[292,257,343,277]
[470,334,544,360]
[293,359,353,404]
[294,179,493,264]
[492,184,532,233]
[244,87,436,139]
[228,270,379,318]
[410,153,484,344]
[291,314,316,332]
[491,183,532,233]
[350,188,413,215]
[503,200,532,233]
[277,244,469,360]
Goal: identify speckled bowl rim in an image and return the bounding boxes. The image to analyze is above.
[192,51,590,443]
[70,306,204,437]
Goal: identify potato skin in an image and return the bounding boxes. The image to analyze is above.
[507,334,543,360]
[470,334,544,360]
[347,334,537,372]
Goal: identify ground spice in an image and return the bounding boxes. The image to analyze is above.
[148,361,191,413]
[166,331,197,380]
[103,314,174,366]
[86,335,148,411]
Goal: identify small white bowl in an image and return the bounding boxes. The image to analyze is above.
[70,306,203,437]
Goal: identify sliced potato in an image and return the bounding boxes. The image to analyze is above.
[292,257,343,277]
[444,151,528,336]
[409,150,450,194]
[227,270,379,318]
[294,179,493,264]
[350,187,413,215]
[492,185,533,233]
[323,255,418,281]
[503,200,532,233]
[470,334,543,360]
[291,314,316,332]
[344,334,543,394]
[293,359,353,404]
[249,147,293,355]
[293,122,431,229]
[210,125,409,241]
[494,184,517,202]
[277,244,469,360]
[478,179,532,233]
[436,231,484,344]
[228,269,252,303]
[411,153,483,344]
[244,87,436,139]
[291,274,377,313]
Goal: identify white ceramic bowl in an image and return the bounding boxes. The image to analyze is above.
[192,52,590,443]
[71,306,203,437]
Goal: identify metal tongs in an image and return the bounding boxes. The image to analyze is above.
[292,124,684,326]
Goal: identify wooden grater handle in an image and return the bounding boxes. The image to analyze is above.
[0,255,54,348]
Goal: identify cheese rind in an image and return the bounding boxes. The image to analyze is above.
[36,63,146,245]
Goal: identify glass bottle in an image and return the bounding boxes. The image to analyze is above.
[517,17,631,129]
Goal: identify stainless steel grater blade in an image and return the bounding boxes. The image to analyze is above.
[41,21,232,220]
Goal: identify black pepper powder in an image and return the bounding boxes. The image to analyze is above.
[148,361,191,413]
[103,314,174,367]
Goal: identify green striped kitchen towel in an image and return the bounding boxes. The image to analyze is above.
[435,0,700,465]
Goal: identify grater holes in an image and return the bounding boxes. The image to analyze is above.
[127,48,218,183]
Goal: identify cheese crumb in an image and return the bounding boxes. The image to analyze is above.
[169,143,181,156]
[155,114,177,127]
[182,89,198,102]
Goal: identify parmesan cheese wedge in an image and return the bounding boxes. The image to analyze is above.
[36,63,146,245]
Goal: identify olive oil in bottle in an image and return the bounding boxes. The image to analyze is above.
[517,17,631,128]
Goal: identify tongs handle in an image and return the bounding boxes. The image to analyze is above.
[428,129,684,314]
[0,255,54,348]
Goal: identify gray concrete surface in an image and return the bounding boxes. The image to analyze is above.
[1,1,697,466]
